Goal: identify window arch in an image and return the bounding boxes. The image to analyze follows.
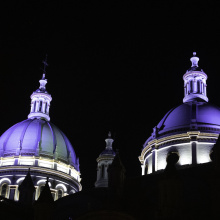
[57,189,63,199]
[1,184,8,198]
[40,185,45,194]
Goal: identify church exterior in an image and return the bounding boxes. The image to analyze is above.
[1,53,220,219]
[0,58,81,202]
[139,52,220,174]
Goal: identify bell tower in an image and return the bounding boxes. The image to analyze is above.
[95,132,116,188]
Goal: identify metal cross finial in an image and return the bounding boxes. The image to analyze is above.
[42,54,48,77]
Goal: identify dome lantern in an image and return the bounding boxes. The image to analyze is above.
[28,55,52,121]
[183,52,208,103]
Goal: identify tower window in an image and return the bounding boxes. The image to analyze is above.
[39,101,43,112]
[33,101,36,112]
[197,81,200,93]
[190,81,193,93]
[45,102,48,113]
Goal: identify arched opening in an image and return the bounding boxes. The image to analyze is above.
[57,189,63,199]
[39,101,43,112]
[145,164,148,175]
[45,102,48,113]
[1,184,8,198]
[33,101,36,112]
[190,80,193,93]
[40,185,45,194]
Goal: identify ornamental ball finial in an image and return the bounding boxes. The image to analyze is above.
[193,52,196,56]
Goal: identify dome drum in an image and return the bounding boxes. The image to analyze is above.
[0,166,81,201]
[140,131,218,175]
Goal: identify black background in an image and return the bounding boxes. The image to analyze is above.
[1,1,220,189]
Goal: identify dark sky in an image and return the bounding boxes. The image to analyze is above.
[1,1,220,189]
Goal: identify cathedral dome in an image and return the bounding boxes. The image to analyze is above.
[0,57,81,201]
[140,53,220,175]
[155,101,220,137]
[0,118,79,171]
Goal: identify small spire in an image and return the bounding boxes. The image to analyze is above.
[108,131,111,138]
[190,52,199,67]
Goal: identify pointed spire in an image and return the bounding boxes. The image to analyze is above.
[37,177,54,204]
[18,168,35,205]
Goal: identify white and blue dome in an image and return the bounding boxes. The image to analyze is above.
[0,58,81,201]
[0,118,79,171]
[140,53,220,175]
[145,101,220,143]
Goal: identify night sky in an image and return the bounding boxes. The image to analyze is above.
[1,1,220,189]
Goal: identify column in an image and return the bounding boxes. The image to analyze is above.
[47,104,50,114]
[141,164,145,175]
[152,147,155,173]
[31,102,34,112]
[36,101,40,112]
[205,85,207,96]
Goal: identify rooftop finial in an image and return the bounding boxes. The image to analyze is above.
[108,131,111,138]
[42,54,48,79]
[190,52,199,67]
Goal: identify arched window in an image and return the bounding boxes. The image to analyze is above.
[145,164,148,175]
[39,101,43,112]
[190,80,193,93]
[197,81,200,93]
[1,184,8,198]
[33,101,36,112]
[40,185,45,194]
[58,189,63,199]
[45,102,48,113]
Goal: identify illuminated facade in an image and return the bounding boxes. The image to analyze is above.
[95,132,115,187]
[139,53,220,174]
[0,61,81,201]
